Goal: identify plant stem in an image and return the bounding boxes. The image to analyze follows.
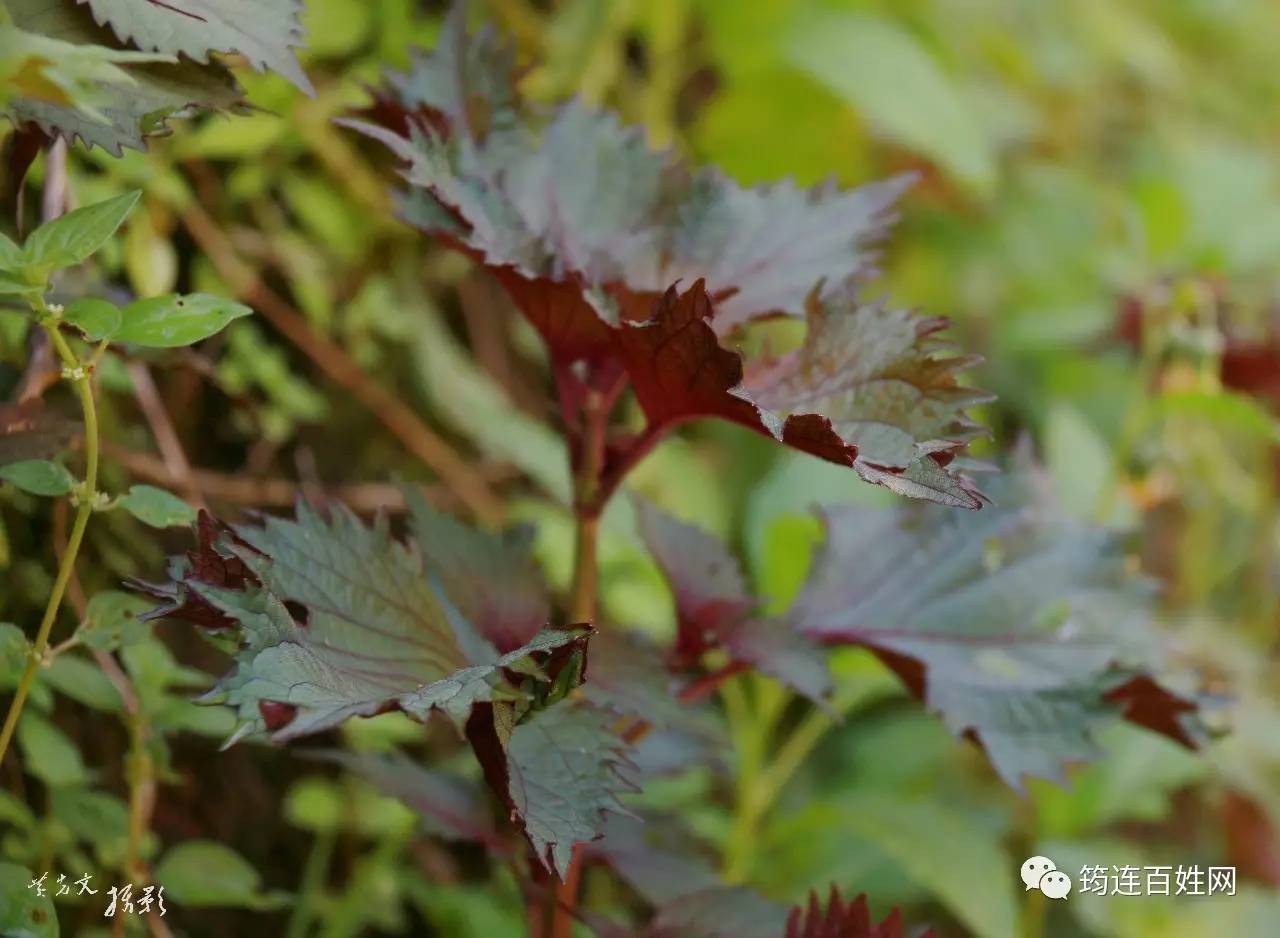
[544,389,607,938]
[124,709,154,880]
[722,680,886,882]
[285,828,337,938]
[0,321,100,769]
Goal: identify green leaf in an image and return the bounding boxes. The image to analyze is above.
[78,590,152,651]
[0,862,58,938]
[284,776,343,833]
[0,459,75,496]
[0,232,44,292]
[0,624,30,693]
[151,503,587,743]
[786,11,996,194]
[42,655,124,711]
[84,0,313,94]
[111,293,252,347]
[62,297,123,340]
[0,232,23,269]
[786,792,1018,938]
[500,701,634,878]
[117,485,197,528]
[49,787,129,852]
[1045,403,1114,519]
[22,190,140,270]
[17,713,89,787]
[153,841,290,910]
[0,268,43,296]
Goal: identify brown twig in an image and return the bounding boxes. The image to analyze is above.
[102,442,515,512]
[178,199,505,522]
[127,361,204,509]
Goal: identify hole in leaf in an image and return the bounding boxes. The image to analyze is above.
[284,600,310,626]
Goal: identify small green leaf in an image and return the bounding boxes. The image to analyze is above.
[0,459,76,496]
[0,862,58,938]
[0,268,42,297]
[0,623,30,686]
[153,841,290,909]
[62,297,124,341]
[43,655,124,711]
[23,190,141,270]
[284,777,343,834]
[17,713,89,788]
[79,590,152,651]
[117,485,198,528]
[0,232,23,269]
[113,293,252,347]
[786,11,996,194]
[49,788,130,853]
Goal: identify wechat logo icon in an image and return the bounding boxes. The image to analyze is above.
[1021,856,1072,900]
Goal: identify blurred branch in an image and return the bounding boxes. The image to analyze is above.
[178,199,506,522]
[104,442,516,512]
[127,360,204,509]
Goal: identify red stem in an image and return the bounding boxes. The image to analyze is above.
[543,386,608,938]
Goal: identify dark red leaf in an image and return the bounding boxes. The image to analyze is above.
[128,510,258,631]
[346,16,990,509]
[791,470,1207,787]
[785,887,934,938]
[637,500,830,702]
[1104,674,1202,750]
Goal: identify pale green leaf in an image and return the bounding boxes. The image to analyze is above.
[22,190,140,269]
[117,484,198,528]
[17,713,89,787]
[0,623,31,686]
[62,297,123,340]
[0,862,58,938]
[826,792,1017,938]
[42,655,124,711]
[0,459,75,496]
[79,590,152,651]
[153,841,290,910]
[49,787,129,852]
[786,11,996,194]
[112,293,252,347]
